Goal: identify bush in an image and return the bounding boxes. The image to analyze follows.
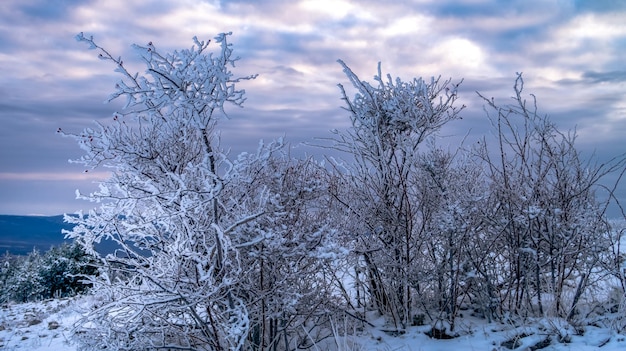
[0,242,97,303]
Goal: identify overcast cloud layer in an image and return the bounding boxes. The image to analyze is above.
[1,0,625,216]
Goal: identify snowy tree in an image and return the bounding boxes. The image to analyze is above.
[231,155,346,350]
[328,60,463,330]
[475,74,625,320]
[62,32,268,351]
[1,249,45,302]
[38,242,97,299]
[0,243,95,303]
[413,146,490,331]
[62,31,345,351]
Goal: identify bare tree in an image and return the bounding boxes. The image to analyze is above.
[63,32,264,351]
[63,31,346,351]
[414,146,490,331]
[231,155,346,351]
[475,73,625,320]
[328,60,463,330]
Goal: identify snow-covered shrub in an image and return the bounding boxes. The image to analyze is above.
[63,32,344,351]
[0,249,45,303]
[38,242,97,299]
[233,155,348,350]
[0,243,94,303]
[327,67,625,333]
[63,32,260,351]
[328,60,464,330]
[474,74,624,320]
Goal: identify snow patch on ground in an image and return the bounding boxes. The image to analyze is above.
[1,297,626,351]
[0,297,79,351]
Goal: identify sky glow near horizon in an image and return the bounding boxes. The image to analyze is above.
[0,0,625,216]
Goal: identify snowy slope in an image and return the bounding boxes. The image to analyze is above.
[0,297,79,351]
[1,296,625,351]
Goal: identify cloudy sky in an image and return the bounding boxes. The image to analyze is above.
[1,0,625,216]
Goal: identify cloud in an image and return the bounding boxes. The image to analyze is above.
[573,0,626,13]
[0,171,109,181]
[17,0,92,20]
[1,0,626,215]
[583,70,626,83]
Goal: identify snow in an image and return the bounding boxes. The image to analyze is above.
[347,314,626,351]
[24,32,626,351]
[0,297,80,351]
[2,296,625,351]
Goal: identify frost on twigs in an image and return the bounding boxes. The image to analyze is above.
[64,32,342,351]
[335,59,463,151]
[329,60,465,331]
[64,33,263,351]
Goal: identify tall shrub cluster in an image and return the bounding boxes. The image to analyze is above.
[62,32,626,351]
[331,70,626,334]
[63,33,344,351]
[327,60,464,331]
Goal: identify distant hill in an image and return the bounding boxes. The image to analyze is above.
[0,215,74,255]
[0,214,129,256]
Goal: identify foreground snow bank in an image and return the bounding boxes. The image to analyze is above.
[1,296,626,351]
[350,314,626,351]
[0,297,79,351]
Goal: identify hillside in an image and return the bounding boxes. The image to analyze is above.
[0,215,72,255]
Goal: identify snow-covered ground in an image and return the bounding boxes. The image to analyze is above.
[353,314,625,351]
[0,297,79,351]
[1,296,625,351]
